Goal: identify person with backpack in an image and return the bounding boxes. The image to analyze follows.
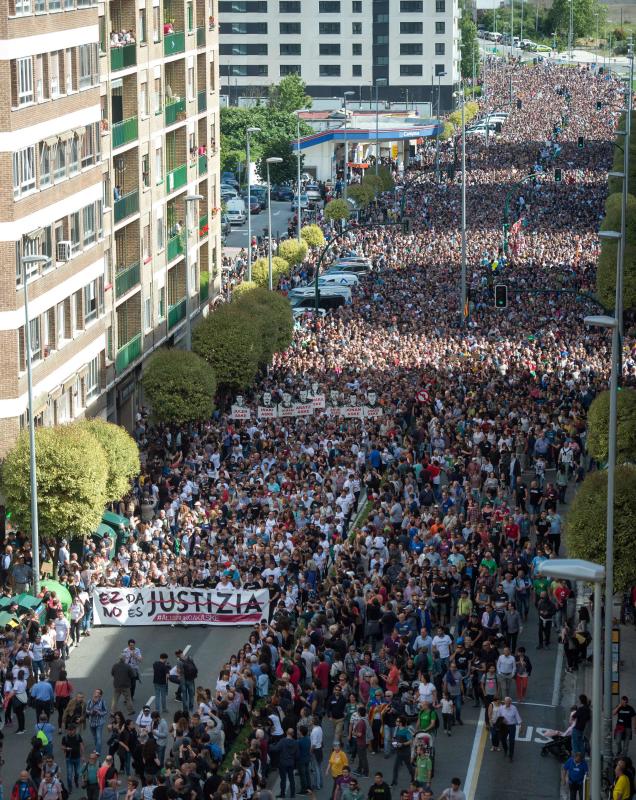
[79,752,100,800]
[86,689,108,755]
[34,715,55,755]
[12,771,38,800]
[175,650,197,712]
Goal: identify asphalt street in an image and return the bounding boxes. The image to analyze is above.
[224,199,294,249]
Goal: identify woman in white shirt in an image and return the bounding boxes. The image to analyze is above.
[9,669,28,732]
[196,687,214,724]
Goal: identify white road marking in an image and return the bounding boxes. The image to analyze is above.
[551,642,564,706]
[146,695,155,707]
[183,644,191,656]
[518,701,556,707]
[464,715,487,800]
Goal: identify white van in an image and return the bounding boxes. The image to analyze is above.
[317,272,359,287]
[226,196,246,225]
[289,285,352,303]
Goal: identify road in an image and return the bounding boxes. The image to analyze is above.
[224,199,295,249]
[1,625,246,782]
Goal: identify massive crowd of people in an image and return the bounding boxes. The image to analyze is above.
[0,59,635,800]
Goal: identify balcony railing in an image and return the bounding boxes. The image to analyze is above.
[196,26,205,47]
[111,116,138,148]
[168,298,187,328]
[113,189,139,224]
[198,154,207,176]
[197,89,206,113]
[115,333,142,374]
[166,163,187,192]
[167,233,184,261]
[199,214,208,238]
[164,97,186,126]
[164,30,185,55]
[115,262,141,298]
[110,44,137,72]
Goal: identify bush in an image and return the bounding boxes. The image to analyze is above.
[193,303,261,391]
[232,281,258,299]
[597,238,636,311]
[301,224,325,249]
[347,184,374,208]
[142,349,217,424]
[377,167,395,192]
[324,199,351,222]
[75,419,140,501]
[565,466,636,591]
[234,287,294,356]
[2,426,109,541]
[601,193,636,241]
[439,121,455,141]
[361,174,384,196]
[277,238,308,267]
[251,256,290,289]
[587,388,636,464]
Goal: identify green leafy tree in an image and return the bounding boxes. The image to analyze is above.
[361,174,384,196]
[347,183,375,208]
[268,74,312,114]
[234,287,294,356]
[565,466,636,591]
[324,199,351,222]
[141,349,217,424]
[377,167,395,192]
[75,419,140,501]
[439,121,456,141]
[301,224,325,248]
[232,280,258,299]
[596,192,636,311]
[256,138,302,186]
[250,256,290,289]
[460,3,479,79]
[3,426,109,540]
[587,389,636,464]
[277,238,308,267]
[548,0,605,40]
[193,304,261,391]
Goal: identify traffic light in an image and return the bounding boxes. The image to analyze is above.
[517,99,522,110]
[555,168,562,183]
[402,217,411,234]
[578,136,584,149]
[495,284,508,308]
[596,101,602,111]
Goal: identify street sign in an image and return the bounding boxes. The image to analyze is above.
[416,389,430,403]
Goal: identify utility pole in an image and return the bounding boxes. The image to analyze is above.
[343,91,354,201]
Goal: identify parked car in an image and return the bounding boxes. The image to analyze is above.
[221,213,231,237]
[241,193,262,214]
[535,43,551,52]
[305,183,322,203]
[249,185,268,208]
[221,172,239,188]
[271,185,294,201]
[291,194,309,210]
[227,208,246,225]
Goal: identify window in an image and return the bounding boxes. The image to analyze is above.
[401,42,422,55]
[68,136,79,175]
[374,34,388,43]
[84,280,98,323]
[28,319,41,364]
[374,13,388,22]
[13,0,32,15]
[219,0,267,9]
[435,21,445,33]
[70,212,80,254]
[17,57,34,105]
[140,82,148,116]
[83,203,95,246]
[48,0,60,9]
[400,64,422,75]
[280,43,301,55]
[35,0,44,10]
[401,21,422,33]
[153,77,161,114]
[400,1,422,11]
[153,6,160,41]
[139,8,147,42]
[278,1,299,10]
[352,42,361,55]
[50,51,60,97]
[187,65,195,98]
[352,21,361,33]
[78,44,97,89]
[144,297,152,331]
[85,355,100,400]
[187,1,193,30]
[319,43,340,55]
[222,64,268,76]
[155,145,163,183]
[56,302,66,347]
[374,56,389,65]
[352,64,362,77]
[435,0,445,10]
[65,48,74,93]
[280,22,300,33]
[39,142,51,187]
[435,63,445,76]
[319,22,340,33]
[319,1,339,10]
[159,287,166,319]
[142,153,150,188]
[35,54,46,101]
[13,146,36,198]
[81,124,97,168]
[352,0,361,10]
[143,224,151,261]
[43,309,55,356]
[156,209,164,251]
[435,42,445,55]
[280,64,301,76]
[220,43,268,54]
[319,64,340,76]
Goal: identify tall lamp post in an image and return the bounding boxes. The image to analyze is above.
[245,126,261,282]
[568,0,574,60]
[510,0,514,57]
[453,86,467,327]
[266,157,283,290]
[21,254,49,596]
[184,194,203,349]
[294,111,304,241]
[538,560,605,800]
[374,78,388,176]
[434,71,446,181]
[342,91,355,202]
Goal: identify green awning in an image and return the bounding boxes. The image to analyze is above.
[102,511,131,530]
[0,611,19,628]
[15,593,43,612]
[94,523,114,539]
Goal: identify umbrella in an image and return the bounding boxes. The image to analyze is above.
[39,579,73,612]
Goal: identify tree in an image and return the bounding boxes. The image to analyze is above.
[76,419,140,502]
[301,224,325,249]
[347,183,375,209]
[193,303,261,391]
[324,199,351,222]
[256,137,302,186]
[548,0,605,41]
[232,280,258,299]
[234,287,294,356]
[250,256,290,289]
[460,2,479,79]
[439,121,456,141]
[3,426,109,541]
[277,238,308,267]
[565,466,636,591]
[361,174,384,196]
[268,74,312,114]
[587,389,636,464]
[377,167,395,192]
[142,349,217,424]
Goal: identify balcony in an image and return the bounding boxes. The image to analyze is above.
[110,44,137,72]
[164,30,185,56]
[196,26,205,47]
[168,298,187,328]
[197,90,206,113]
[199,214,208,238]
[115,262,141,298]
[164,97,186,126]
[200,271,209,303]
[198,154,207,176]
[112,116,138,149]
[167,233,184,261]
[113,189,139,224]
[166,163,187,192]
[115,333,142,374]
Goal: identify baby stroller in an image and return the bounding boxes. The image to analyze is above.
[411,731,436,778]
[540,732,572,762]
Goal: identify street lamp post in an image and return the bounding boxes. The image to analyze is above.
[245,126,261,282]
[294,112,303,241]
[184,194,203,349]
[265,157,283,290]
[375,78,387,176]
[538,560,605,800]
[21,254,49,596]
[342,91,355,202]
[435,72,446,181]
[453,87,467,326]
[568,0,574,60]
[510,0,514,57]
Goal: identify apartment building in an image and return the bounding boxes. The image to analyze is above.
[0,0,221,452]
[219,0,461,109]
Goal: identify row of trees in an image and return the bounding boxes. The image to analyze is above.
[2,420,140,542]
[439,101,480,141]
